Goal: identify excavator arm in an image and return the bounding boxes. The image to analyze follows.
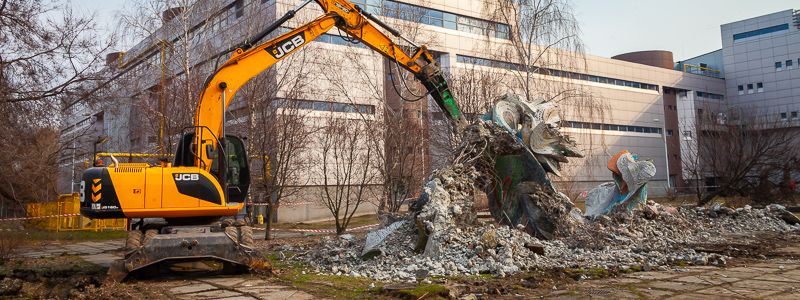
[193,0,464,171]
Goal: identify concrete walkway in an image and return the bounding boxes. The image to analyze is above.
[158,276,318,300]
[21,239,123,267]
[20,239,318,299]
[547,246,800,299]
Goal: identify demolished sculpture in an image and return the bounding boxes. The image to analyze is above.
[364,93,588,257]
[584,150,657,218]
[482,94,586,239]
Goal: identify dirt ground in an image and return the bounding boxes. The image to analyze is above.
[0,225,798,299]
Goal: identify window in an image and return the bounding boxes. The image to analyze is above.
[787,60,794,70]
[235,0,244,18]
[738,85,744,95]
[381,0,510,39]
[733,23,789,41]
[776,61,783,71]
[683,131,693,140]
[456,54,658,91]
[443,12,457,30]
[747,83,754,94]
[667,129,673,136]
[792,111,798,119]
[313,101,331,111]
[781,112,788,120]
[757,82,764,92]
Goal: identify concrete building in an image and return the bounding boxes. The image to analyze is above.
[721,9,800,120]
[61,1,795,222]
[668,9,800,190]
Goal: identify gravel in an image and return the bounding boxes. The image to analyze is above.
[292,203,798,282]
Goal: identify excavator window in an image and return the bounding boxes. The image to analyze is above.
[209,136,251,203]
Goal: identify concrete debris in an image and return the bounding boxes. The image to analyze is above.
[0,278,23,297]
[294,204,798,282]
[585,150,656,218]
[362,220,407,259]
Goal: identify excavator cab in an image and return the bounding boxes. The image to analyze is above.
[174,132,251,204]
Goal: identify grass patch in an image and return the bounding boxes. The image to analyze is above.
[260,214,380,231]
[266,251,383,299]
[391,283,448,299]
[564,267,613,279]
[626,285,647,298]
[21,229,127,242]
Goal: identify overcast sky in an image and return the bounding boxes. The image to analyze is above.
[70,0,797,61]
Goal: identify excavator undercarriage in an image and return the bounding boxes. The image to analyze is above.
[108,219,256,281]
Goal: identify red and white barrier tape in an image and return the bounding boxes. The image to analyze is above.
[0,213,82,222]
[250,201,314,207]
[254,223,379,233]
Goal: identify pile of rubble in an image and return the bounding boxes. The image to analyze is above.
[291,95,800,282]
[292,202,799,282]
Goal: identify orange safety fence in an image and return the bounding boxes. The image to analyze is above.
[25,194,127,231]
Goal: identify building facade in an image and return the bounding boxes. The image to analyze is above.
[63,1,794,222]
[669,9,800,190]
[721,9,800,120]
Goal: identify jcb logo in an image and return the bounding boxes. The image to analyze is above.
[266,32,305,59]
[174,173,200,181]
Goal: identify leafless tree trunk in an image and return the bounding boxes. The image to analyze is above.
[316,115,378,235]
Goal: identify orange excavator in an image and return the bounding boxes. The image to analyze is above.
[80,0,463,280]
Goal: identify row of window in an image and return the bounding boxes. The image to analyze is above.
[775,59,799,71]
[271,98,376,114]
[353,0,511,39]
[456,55,660,91]
[695,91,724,100]
[732,23,789,41]
[779,111,799,121]
[737,82,764,95]
[564,121,663,134]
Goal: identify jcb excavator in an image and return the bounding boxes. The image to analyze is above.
[80,0,463,280]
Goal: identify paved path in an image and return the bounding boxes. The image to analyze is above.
[547,246,800,299]
[21,239,123,267]
[20,239,318,299]
[157,276,317,300]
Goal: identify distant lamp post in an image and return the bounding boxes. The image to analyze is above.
[654,118,671,190]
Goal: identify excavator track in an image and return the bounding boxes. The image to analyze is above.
[108,224,256,282]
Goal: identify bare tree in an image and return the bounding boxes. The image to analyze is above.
[117,0,217,154]
[316,115,379,235]
[0,0,112,214]
[682,106,799,206]
[239,49,316,239]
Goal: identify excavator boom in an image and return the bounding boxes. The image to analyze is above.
[192,0,464,173]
